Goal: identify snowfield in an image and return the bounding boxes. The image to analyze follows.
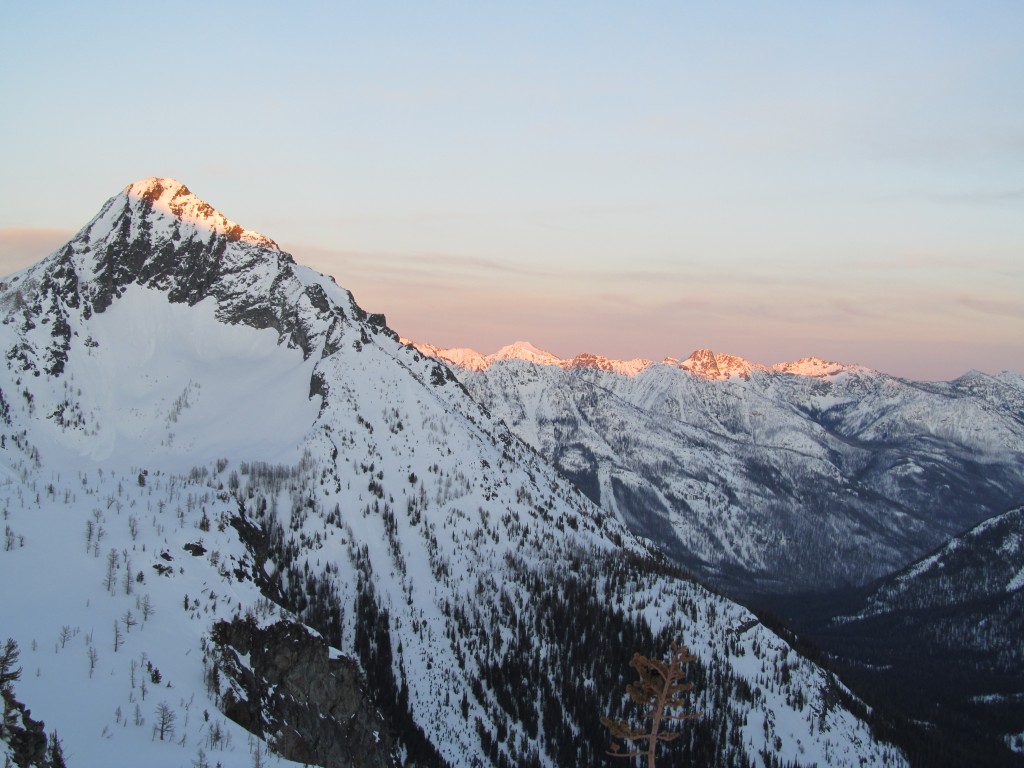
[0,178,909,767]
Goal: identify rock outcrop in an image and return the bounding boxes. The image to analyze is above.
[211,616,396,768]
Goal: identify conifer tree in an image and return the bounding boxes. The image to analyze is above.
[0,639,21,691]
[48,731,68,768]
[601,641,701,768]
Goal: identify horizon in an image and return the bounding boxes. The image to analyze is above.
[0,198,1020,383]
[2,3,1022,381]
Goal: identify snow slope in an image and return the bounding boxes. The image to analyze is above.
[801,506,1024,762]
[0,179,907,767]
[415,341,1024,596]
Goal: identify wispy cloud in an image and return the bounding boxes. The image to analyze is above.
[834,248,1023,277]
[290,246,556,294]
[0,228,73,276]
[957,295,1024,319]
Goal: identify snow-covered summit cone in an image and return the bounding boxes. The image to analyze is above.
[488,340,561,366]
[0,178,461,470]
[120,177,279,249]
[1,176,392,365]
[403,339,564,371]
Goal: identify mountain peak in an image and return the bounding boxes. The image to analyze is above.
[126,176,190,201]
[674,347,765,379]
[679,348,722,378]
[490,341,562,366]
[2,178,385,376]
[122,177,278,249]
[772,357,858,377]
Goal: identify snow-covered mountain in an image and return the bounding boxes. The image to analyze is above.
[849,504,1024,620]
[0,179,907,767]
[781,504,1024,765]
[413,341,1024,597]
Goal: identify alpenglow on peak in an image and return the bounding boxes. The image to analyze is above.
[122,177,278,249]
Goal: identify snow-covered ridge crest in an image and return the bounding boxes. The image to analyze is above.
[490,340,562,366]
[406,339,654,376]
[420,330,1024,596]
[771,356,868,377]
[565,351,654,376]
[848,503,1024,620]
[412,340,866,380]
[123,177,278,249]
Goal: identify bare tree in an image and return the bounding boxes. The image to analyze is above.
[122,610,138,634]
[58,625,73,649]
[138,593,155,623]
[123,556,134,595]
[87,645,99,678]
[113,621,123,653]
[92,511,104,557]
[251,739,266,768]
[207,719,223,750]
[104,548,119,593]
[154,702,176,741]
[601,641,701,768]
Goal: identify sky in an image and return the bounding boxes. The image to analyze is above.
[1,2,1022,380]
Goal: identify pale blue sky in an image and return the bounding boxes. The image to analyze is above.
[1,2,1022,379]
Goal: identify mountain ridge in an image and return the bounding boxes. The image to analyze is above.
[411,339,1022,383]
[408,339,908,381]
[415,338,1024,596]
[0,178,911,767]
[775,503,1024,764]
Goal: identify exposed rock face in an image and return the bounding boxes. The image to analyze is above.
[211,616,397,768]
[2,177,401,384]
[679,347,722,379]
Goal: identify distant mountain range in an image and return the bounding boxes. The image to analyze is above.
[413,340,1024,600]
